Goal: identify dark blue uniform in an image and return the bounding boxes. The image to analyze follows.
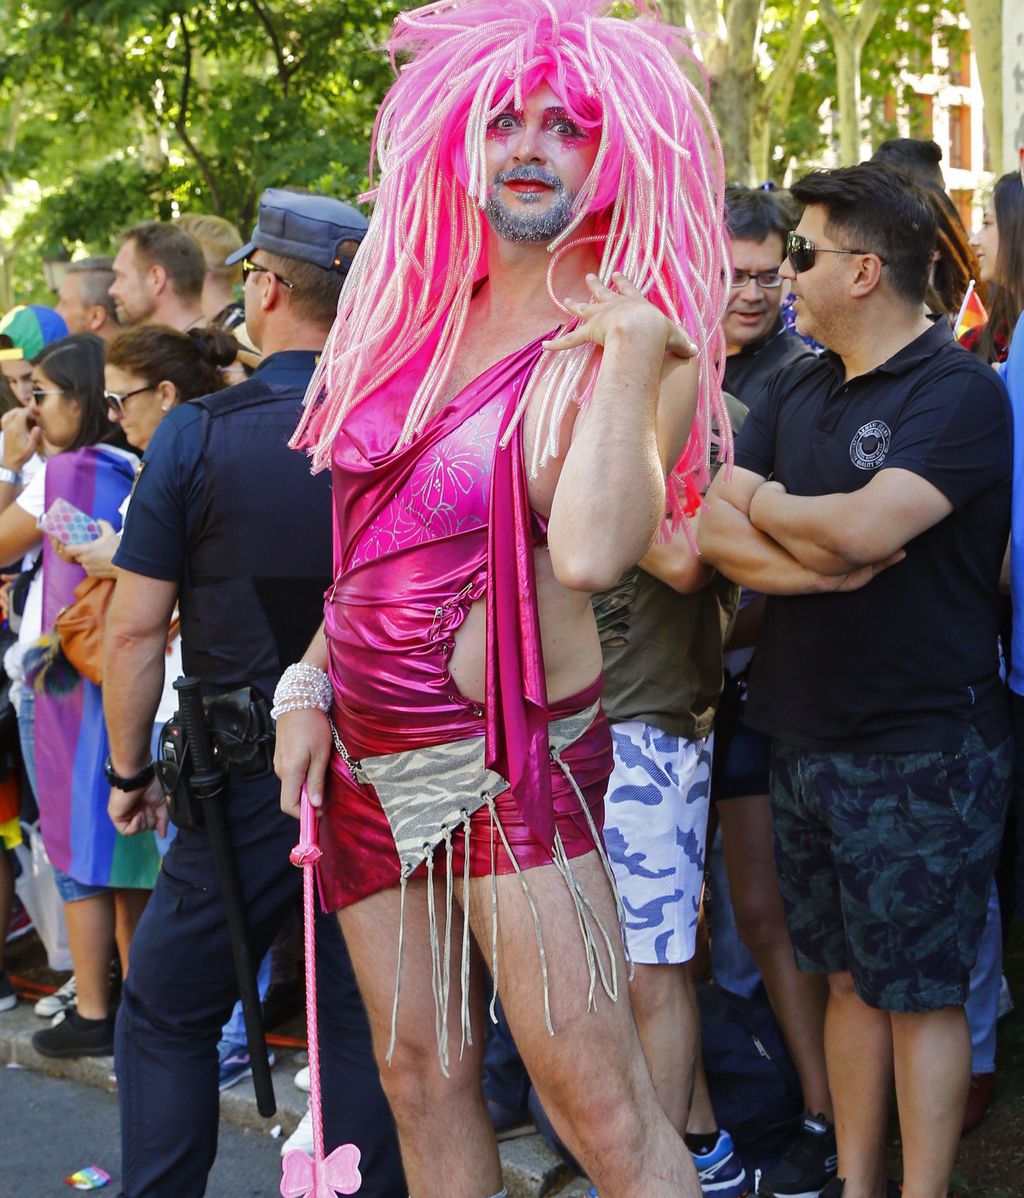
[113,352,405,1198]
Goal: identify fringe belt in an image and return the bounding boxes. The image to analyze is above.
[328,703,627,1075]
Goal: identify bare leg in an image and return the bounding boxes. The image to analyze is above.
[113,887,150,976]
[63,893,116,1020]
[683,965,718,1136]
[719,794,833,1118]
[470,851,700,1198]
[892,1006,970,1198]
[825,971,891,1198]
[0,850,13,973]
[627,961,696,1134]
[339,877,501,1198]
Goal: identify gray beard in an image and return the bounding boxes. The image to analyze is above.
[484,166,575,244]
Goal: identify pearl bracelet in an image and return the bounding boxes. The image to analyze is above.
[271,662,333,720]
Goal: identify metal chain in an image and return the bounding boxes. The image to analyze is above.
[327,716,361,774]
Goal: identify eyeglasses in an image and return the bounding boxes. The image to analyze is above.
[104,385,153,415]
[241,258,294,290]
[30,388,62,405]
[730,268,783,290]
[786,231,886,274]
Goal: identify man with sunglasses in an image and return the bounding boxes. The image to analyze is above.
[100,188,405,1198]
[700,161,1012,1198]
[722,185,815,408]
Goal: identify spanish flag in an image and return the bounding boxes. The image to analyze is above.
[955,280,988,339]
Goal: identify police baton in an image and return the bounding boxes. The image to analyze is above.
[174,676,276,1117]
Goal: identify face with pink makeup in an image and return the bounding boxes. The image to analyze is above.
[483,82,600,244]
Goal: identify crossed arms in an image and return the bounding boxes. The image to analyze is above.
[698,464,953,594]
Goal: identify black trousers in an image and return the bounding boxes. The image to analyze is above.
[115,770,405,1197]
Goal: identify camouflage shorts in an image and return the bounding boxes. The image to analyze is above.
[770,725,1011,1012]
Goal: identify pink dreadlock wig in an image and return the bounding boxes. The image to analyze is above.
[292,0,730,528]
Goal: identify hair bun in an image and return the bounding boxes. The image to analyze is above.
[187,325,240,370]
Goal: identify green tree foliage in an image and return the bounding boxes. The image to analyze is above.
[0,0,977,304]
[0,0,399,304]
[762,0,965,178]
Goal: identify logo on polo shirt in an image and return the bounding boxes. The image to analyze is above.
[850,420,890,470]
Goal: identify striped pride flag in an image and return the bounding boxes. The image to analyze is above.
[955,279,988,340]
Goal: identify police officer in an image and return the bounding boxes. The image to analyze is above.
[102,190,406,1198]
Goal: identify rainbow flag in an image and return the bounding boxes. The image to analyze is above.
[955,280,988,340]
[34,445,160,890]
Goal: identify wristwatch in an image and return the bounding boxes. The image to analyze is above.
[103,756,156,791]
[0,467,21,486]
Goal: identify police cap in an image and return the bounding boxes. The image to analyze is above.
[226,189,368,274]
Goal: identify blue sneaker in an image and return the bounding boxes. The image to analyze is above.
[217,1039,275,1091]
[691,1129,749,1197]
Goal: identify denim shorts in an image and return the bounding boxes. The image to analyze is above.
[53,863,109,903]
[711,669,771,800]
[771,725,1011,1012]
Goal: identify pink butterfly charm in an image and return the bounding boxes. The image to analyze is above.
[279,1144,362,1197]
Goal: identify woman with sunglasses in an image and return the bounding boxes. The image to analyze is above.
[967,171,1024,364]
[0,334,153,1057]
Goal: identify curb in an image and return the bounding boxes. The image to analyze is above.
[0,1000,588,1196]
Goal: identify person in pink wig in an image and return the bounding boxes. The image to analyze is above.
[275,1,728,1194]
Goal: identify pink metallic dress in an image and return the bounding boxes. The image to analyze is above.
[318,335,612,912]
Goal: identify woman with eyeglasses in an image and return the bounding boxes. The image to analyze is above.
[0,334,157,1056]
[967,171,1024,364]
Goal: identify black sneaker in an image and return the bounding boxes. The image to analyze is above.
[816,1178,901,1198]
[756,1112,837,1198]
[0,970,16,1012]
[32,1009,114,1058]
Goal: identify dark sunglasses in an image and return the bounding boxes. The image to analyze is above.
[242,257,294,290]
[104,385,153,415]
[786,231,886,274]
[730,268,783,290]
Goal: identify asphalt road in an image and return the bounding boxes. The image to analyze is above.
[0,1065,286,1196]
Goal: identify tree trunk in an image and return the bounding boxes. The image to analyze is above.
[963,0,1002,174]
[712,63,759,182]
[668,0,764,182]
[752,0,812,181]
[819,0,885,166]
[833,34,861,164]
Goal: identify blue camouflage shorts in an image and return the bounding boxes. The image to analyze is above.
[603,723,711,965]
[771,725,1011,1012]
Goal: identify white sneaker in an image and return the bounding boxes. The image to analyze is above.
[281,1106,313,1157]
[293,1065,311,1092]
[34,976,77,1019]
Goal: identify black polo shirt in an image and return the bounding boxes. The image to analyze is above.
[723,317,816,413]
[734,319,1011,753]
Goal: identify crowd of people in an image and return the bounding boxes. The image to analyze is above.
[0,1,1022,1197]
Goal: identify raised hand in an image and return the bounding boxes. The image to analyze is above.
[1,407,41,474]
[542,272,696,360]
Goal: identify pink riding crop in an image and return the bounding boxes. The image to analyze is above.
[281,785,362,1198]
